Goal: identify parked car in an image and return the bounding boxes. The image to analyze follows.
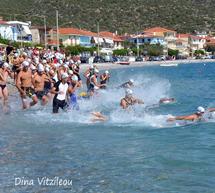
[212,55,215,59]
[135,56,143,62]
[149,56,162,61]
[93,56,105,63]
[80,56,89,63]
[176,55,187,60]
[112,56,119,62]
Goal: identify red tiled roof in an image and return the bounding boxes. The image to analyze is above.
[99,31,123,42]
[189,35,203,40]
[59,28,97,37]
[144,27,176,33]
[0,21,9,25]
[176,34,190,38]
[48,40,58,45]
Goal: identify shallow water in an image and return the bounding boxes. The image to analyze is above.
[0,62,215,192]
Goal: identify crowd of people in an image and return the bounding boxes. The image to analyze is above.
[0,45,214,123]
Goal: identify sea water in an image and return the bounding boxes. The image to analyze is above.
[0,62,215,193]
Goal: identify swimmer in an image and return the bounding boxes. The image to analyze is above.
[51,73,69,114]
[159,98,175,104]
[88,69,105,96]
[0,62,13,111]
[16,61,38,109]
[91,112,107,122]
[32,65,49,106]
[119,79,134,89]
[68,75,80,110]
[120,89,144,109]
[100,70,110,89]
[167,106,215,122]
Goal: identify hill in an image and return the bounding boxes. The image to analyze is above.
[0,0,215,34]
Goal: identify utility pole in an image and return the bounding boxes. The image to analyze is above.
[56,10,59,51]
[44,16,47,49]
[136,35,139,57]
[97,21,100,56]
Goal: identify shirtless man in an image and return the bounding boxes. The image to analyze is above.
[0,62,13,111]
[120,89,144,109]
[32,65,49,106]
[16,61,38,109]
[167,106,215,122]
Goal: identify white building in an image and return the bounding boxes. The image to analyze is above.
[0,20,14,40]
[7,21,32,42]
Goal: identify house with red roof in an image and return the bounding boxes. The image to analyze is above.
[189,35,206,53]
[48,27,98,47]
[176,34,190,56]
[99,31,124,50]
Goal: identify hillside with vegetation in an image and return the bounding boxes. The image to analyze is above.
[0,0,215,34]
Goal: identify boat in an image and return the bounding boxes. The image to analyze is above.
[118,61,130,65]
[160,63,178,67]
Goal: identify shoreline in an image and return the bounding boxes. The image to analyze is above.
[80,59,215,72]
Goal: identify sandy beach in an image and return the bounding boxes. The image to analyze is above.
[80,59,215,72]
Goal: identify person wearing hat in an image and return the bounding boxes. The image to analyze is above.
[32,65,49,106]
[16,61,38,109]
[100,70,110,89]
[119,79,135,89]
[68,75,80,110]
[88,68,105,96]
[0,62,13,111]
[120,89,144,109]
[51,73,69,113]
[167,106,215,122]
[84,64,95,90]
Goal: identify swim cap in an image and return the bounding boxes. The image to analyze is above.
[63,64,69,68]
[22,61,30,67]
[27,58,32,63]
[31,65,36,71]
[197,106,205,114]
[61,73,69,79]
[68,70,73,75]
[3,62,9,68]
[105,70,109,74]
[38,65,44,72]
[94,69,99,74]
[72,75,78,82]
[90,64,94,69]
[129,79,134,84]
[125,89,133,96]
[14,53,19,57]
[42,59,47,64]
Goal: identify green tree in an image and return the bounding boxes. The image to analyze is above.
[168,49,179,56]
[194,50,205,56]
[113,49,128,56]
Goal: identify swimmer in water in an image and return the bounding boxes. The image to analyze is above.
[167,106,215,122]
[120,89,144,109]
[91,112,107,122]
[16,61,38,109]
[100,70,110,89]
[119,79,134,89]
[159,98,175,104]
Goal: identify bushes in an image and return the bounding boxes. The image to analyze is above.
[168,49,179,56]
[113,49,128,56]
